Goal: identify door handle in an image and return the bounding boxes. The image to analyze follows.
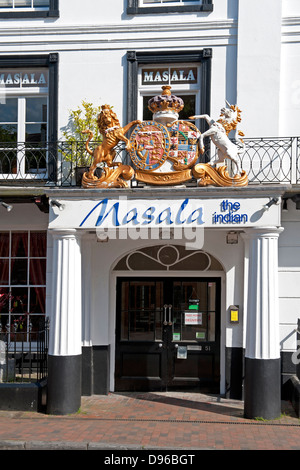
[163,304,168,325]
[168,304,172,325]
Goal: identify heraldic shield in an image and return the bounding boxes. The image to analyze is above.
[129,120,201,185]
[167,120,201,170]
[129,121,170,171]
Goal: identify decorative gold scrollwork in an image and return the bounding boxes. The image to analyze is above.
[82,165,135,188]
[135,168,192,185]
[192,164,248,187]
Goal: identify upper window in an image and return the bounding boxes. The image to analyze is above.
[138,63,201,121]
[142,0,199,4]
[0,68,48,178]
[0,0,49,9]
[127,50,212,136]
[127,0,213,14]
[0,0,58,17]
[0,54,58,181]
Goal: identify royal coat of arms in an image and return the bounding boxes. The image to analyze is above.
[81,85,248,188]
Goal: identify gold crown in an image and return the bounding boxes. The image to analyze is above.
[148,86,184,116]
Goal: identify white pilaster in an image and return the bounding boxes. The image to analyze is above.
[246,227,283,360]
[48,229,82,357]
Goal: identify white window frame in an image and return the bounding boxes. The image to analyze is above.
[137,63,201,121]
[0,83,49,179]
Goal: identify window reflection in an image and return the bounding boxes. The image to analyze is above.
[0,98,18,122]
[26,97,47,122]
[119,279,217,343]
[0,287,9,313]
[11,232,28,257]
[172,281,216,342]
[121,280,163,341]
[11,259,28,285]
[143,94,196,121]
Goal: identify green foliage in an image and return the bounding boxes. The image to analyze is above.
[62,100,102,142]
[61,100,102,166]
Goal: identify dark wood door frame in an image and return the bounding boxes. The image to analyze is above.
[115,277,221,392]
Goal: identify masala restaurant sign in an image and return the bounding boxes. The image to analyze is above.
[141,67,198,86]
[0,69,48,88]
[48,197,281,230]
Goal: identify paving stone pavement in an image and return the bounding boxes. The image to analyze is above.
[0,392,299,451]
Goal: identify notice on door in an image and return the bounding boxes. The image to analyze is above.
[177,346,187,359]
[184,311,202,325]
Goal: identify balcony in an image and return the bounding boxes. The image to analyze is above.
[0,137,299,187]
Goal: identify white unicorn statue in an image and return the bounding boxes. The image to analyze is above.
[190,101,245,175]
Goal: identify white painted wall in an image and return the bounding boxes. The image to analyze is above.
[282,0,300,17]
[58,50,127,137]
[279,199,300,352]
[280,2,300,135]
[236,0,283,137]
[0,204,48,231]
[280,41,300,136]
[58,0,238,26]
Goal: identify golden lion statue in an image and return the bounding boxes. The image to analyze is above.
[83,104,141,180]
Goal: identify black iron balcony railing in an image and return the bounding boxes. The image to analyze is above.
[0,137,299,187]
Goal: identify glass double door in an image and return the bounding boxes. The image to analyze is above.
[115,277,220,392]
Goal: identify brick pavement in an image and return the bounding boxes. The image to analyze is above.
[0,391,299,450]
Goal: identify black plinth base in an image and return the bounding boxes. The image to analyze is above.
[244,357,281,420]
[47,354,82,415]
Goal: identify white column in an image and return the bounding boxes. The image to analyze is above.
[244,227,283,419]
[47,229,82,415]
[49,229,82,356]
[246,228,282,359]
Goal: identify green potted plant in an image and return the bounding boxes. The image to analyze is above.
[61,100,102,185]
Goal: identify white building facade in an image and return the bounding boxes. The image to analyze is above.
[0,0,299,419]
